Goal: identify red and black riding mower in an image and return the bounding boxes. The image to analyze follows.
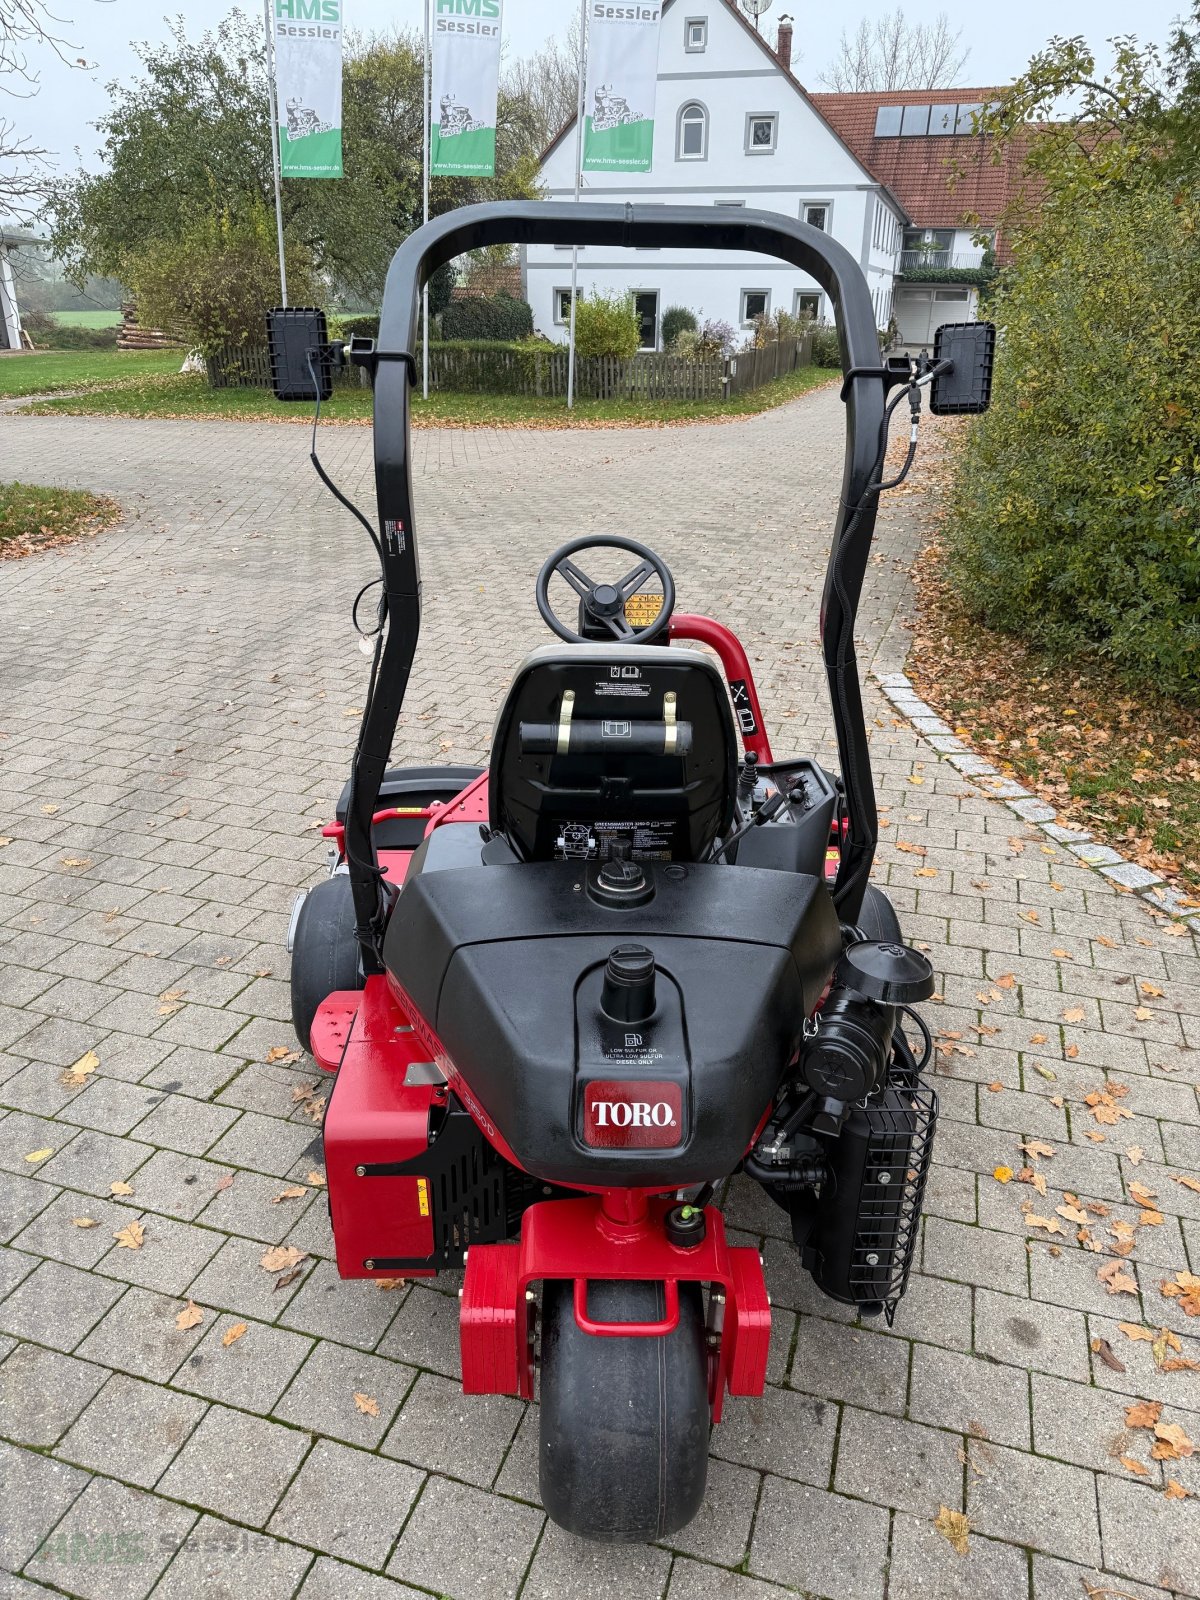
[276,202,994,1543]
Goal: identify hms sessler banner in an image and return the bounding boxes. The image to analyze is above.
[583,2,663,173]
[431,0,504,177]
[273,0,344,179]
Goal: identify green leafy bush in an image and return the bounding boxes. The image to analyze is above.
[810,326,841,368]
[661,305,697,347]
[947,170,1200,698]
[573,290,640,359]
[441,293,533,341]
[334,315,379,341]
[128,206,315,352]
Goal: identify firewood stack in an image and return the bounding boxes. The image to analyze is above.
[116,301,184,351]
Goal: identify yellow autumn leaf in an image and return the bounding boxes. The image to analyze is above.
[113,1220,145,1250]
[933,1506,970,1555]
[222,1322,248,1348]
[24,1148,54,1163]
[993,1166,1014,1183]
[176,1301,204,1330]
[353,1392,380,1417]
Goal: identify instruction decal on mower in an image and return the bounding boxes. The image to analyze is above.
[582,1080,682,1148]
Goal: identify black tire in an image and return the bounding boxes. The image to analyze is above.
[289,875,361,1052]
[856,884,903,944]
[538,1279,709,1542]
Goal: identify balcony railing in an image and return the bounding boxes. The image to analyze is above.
[898,250,986,273]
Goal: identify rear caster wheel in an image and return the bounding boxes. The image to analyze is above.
[289,875,361,1052]
[538,1279,709,1542]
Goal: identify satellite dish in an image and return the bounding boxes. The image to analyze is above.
[743,0,773,15]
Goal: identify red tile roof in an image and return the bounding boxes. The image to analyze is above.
[810,88,1026,239]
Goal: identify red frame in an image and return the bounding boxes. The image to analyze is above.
[669,613,774,764]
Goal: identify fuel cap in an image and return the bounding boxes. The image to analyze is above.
[835,939,935,1005]
[601,943,657,1023]
[587,857,654,907]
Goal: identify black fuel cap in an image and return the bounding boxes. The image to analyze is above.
[601,943,657,1023]
[588,857,654,908]
[835,939,935,1005]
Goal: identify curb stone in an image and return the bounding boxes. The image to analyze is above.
[874,670,1200,932]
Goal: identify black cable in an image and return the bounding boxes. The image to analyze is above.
[899,1004,934,1072]
[306,349,385,565]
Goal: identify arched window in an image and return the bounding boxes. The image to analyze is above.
[677,101,708,161]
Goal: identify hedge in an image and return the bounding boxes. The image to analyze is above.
[440,293,533,341]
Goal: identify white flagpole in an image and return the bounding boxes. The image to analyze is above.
[263,0,288,306]
[422,0,431,399]
[566,0,588,410]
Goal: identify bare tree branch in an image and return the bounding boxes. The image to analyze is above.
[819,10,969,92]
[0,0,88,94]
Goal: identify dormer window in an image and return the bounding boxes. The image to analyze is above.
[745,114,778,154]
[685,16,707,51]
[677,101,708,161]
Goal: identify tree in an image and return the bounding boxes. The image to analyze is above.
[2,0,95,220]
[819,10,968,92]
[501,10,582,159]
[46,9,539,309]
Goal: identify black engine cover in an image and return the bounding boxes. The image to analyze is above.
[384,860,841,1185]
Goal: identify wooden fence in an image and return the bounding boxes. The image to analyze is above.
[207,329,813,403]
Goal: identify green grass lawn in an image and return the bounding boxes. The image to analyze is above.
[24,361,833,427]
[49,309,123,329]
[0,348,181,398]
[0,481,119,555]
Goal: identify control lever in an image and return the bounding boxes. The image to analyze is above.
[709,788,787,862]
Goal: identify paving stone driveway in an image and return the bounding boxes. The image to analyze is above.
[1,392,1199,1600]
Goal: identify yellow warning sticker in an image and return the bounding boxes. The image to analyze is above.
[625,593,664,628]
[416,1177,430,1217]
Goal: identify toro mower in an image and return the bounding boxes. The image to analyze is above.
[276,202,994,1542]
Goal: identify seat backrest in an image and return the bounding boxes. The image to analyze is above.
[489,644,739,862]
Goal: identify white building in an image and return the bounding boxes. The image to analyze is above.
[528,0,909,349]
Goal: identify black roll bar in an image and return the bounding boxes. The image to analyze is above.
[349,201,888,962]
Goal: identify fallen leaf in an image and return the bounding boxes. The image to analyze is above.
[274,1186,306,1202]
[1125,1399,1163,1429]
[1032,1062,1058,1081]
[1160,1271,1200,1317]
[113,1220,145,1250]
[306,1171,326,1187]
[987,1081,1005,1094]
[1057,1203,1089,1225]
[176,1301,203,1330]
[71,1216,98,1229]
[1019,910,1040,924]
[222,1321,248,1348]
[993,1166,1014,1184]
[1027,1214,1066,1236]
[1168,1173,1200,1194]
[1134,1008,1154,1022]
[353,1392,380,1416]
[1020,1140,1055,1160]
[1153,1421,1195,1459]
[1140,981,1165,998]
[996,973,1016,989]
[933,1506,970,1555]
[1063,1007,1085,1024]
[110,1180,134,1196]
[1119,1456,1150,1475]
[1029,1033,1048,1045]
[260,1245,306,1274]
[1092,1338,1126,1373]
[275,1266,304,1291]
[267,1046,302,1064]
[1130,1182,1159,1207]
[1126,1146,1145,1166]
[1097,935,1118,949]
[1118,1322,1154,1344]
[1051,948,1074,960]
[1065,1044,1080,1060]
[213,1173,234,1193]
[1098,1259,1138,1297]
[1165,1480,1192,1499]
[375,1277,406,1291]
[24,1148,54,1163]
[60,1048,100,1086]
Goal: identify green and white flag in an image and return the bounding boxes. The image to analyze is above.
[583,0,662,172]
[272,0,344,179]
[431,0,504,177]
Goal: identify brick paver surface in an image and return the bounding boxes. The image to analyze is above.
[1,393,1198,1600]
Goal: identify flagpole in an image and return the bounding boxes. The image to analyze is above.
[422,0,431,400]
[566,0,587,410]
[263,0,288,306]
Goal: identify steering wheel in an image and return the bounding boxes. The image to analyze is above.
[536,536,675,644]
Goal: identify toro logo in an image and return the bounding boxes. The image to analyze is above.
[582,1080,682,1149]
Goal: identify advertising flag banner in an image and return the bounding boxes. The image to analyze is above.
[273,0,344,178]
[431,0,504,177]
[583,1,662,172]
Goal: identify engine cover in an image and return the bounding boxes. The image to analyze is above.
[383,860,841,1185]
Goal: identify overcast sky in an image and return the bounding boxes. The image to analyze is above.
[19,0,1188,179]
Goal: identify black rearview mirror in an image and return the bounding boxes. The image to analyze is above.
[267,306,332,402]
[929,321,996,415]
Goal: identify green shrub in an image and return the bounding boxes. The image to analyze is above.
[22,311,118,351]
[334,315,379,342]
[946,177,1200,699]
[573,290,640,359]
[810,326,841,368]
[441,293,533,341]
[661,305,697,347]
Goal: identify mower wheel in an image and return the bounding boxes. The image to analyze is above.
[857,884,904,944]
[289,875,361,1052]
[538,1278,709,1542]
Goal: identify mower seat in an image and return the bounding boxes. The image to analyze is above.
[488,644,739,863]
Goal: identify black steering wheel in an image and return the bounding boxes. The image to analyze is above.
[536,536,675,644]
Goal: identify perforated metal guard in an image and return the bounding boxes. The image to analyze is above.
[846,1063,938,1323]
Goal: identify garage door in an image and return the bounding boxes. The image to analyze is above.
[894,286,973,347]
